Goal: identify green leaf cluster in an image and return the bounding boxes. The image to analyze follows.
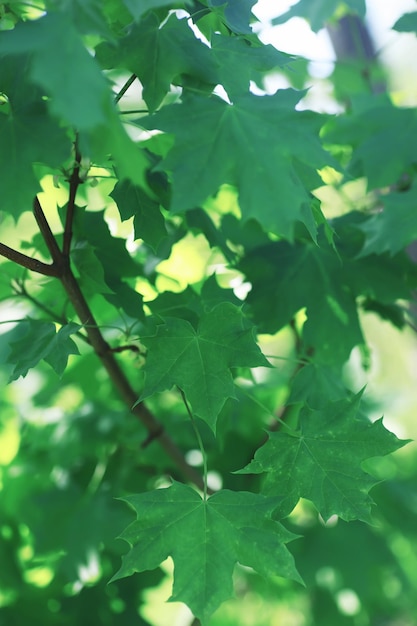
[0,1,416,625]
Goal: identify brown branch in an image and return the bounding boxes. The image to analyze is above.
[30,195,205,489]
[33,197,65,270]
[63,138,82,258]
[0,241,59,277]
[59,266,204,487]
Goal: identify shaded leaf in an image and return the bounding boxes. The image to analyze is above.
[7,320,80,380]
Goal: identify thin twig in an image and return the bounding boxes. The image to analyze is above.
[32,197,64,270]
[12,279,91,345]
[0,241,58,277]
[109,344,141,354]
[63,137,82,257]
[30,195,205,489]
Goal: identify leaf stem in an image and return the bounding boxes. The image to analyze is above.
[179,389,208,501]
[114,74,137,104]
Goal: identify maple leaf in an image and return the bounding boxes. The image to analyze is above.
[6,320,80,381]
[112,481,302,624]
[142,90,334,239]
[273,0,366,32]
[238,393,407,522]
[139,303,270,429]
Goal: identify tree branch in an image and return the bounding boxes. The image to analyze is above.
[0,241,59,277]
[63,138,82,258]
[59,265,205,487]
[33,197,65,270]
[31,194,205,489]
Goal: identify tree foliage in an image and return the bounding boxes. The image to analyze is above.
[1,1,417,625]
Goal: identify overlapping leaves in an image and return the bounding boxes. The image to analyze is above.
[142,90,333,239]
[4,319,80,380]
[239,223,416,363]
[0,12,148,185]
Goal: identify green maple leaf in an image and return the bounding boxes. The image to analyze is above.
[273,0,366,32]
[358,188,417,256]
[239,393,407,522]
[112,482,302,623]
[139,303,269,429]
[7,320,80,381]
[97,13,218,112]
[142,90,333,239]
